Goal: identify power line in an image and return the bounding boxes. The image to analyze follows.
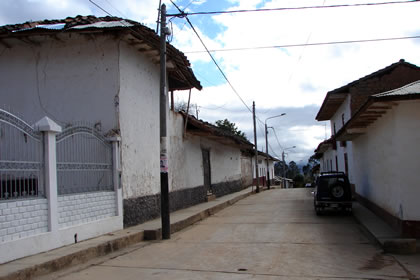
[168,0,420,16]
[270,127,284,151]
[170,0,253,114]
[185,35,420,53]
[89,0,114,16]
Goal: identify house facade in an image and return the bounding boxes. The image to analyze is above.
[336,81,420,237]
[315,60,420,237]
[251,151,278,187]
[315,60,420,185]
[123,111,255,226]
[0,16,201,262]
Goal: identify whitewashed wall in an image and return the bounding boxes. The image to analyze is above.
[168,112,203,191]
[118,40,161,199]
[168,112,243,190]
[0,34,119,132]
[324,95,355,182]
[251,156,275,179]
[352,100,420,220]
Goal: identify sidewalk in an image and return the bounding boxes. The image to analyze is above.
[0,187,254,280]
[352,201,418,254]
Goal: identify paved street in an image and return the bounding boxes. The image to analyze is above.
[43,188,419,280]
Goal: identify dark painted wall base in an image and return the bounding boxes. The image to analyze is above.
[355,192,420,238]
[211,179,244,198]
[123,180,246,228]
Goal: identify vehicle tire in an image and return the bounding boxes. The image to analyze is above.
[330,183,345,199]
[315,207,322,216]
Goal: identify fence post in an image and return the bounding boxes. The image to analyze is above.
[35,117,62,232]
[109,136,122,216]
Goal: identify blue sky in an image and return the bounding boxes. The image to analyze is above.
[1,0,419,164]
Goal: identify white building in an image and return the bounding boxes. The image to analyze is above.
[250,151,278,188]
[315,60,420,238]
[0,16,201,262]
[336,81,420,238]
[315,60,420,185]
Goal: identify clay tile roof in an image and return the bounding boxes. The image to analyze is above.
[179,111,253,149]
[373,79,420,98]
[0,15,202,91]
[315,59,420,121]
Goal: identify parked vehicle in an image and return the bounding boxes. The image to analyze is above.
[313,172,352,215]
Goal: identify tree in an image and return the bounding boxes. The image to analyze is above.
[287,161,300,179]
[302,154,320,184]
[214,119,247,140]
[175,101,198,115]
[274,161,288,177]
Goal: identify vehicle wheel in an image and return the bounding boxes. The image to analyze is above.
[330,183,345,199]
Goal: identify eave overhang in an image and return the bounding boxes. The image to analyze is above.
[336,93,420,141]
[315,92,347,121]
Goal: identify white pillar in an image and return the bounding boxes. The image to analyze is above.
[35,117,61,232]
[110,136,122,217]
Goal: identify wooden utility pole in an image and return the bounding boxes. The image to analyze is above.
[159,3,170,239]
[253,101,260,193]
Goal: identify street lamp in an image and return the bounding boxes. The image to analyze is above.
[282,146,296,188]
[265,113,286,189]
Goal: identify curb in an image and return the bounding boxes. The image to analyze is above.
[352,202,417,255]
[1,231,145,280]
[0,190,253,280]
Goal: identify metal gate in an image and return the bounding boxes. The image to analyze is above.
[56,125,113,195]
[0,109,44,200]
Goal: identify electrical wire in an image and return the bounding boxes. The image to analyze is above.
[270,127,284,150]
[170,0,253,114]
[185,35,420,53]
[167,0,420,16]
[89,0,114,16]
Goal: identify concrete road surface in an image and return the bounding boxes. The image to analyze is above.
[42,188,419,280]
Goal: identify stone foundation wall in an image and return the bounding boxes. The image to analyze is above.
[123,180,245,227]
[123,185,207,227]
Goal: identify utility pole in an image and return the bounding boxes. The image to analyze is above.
[265,124,270,190]
[159,3,170,239]
[282,151,285,188]
[264,113,285,190]
[253,102,259,193]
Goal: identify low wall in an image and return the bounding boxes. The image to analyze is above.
[0,198,48,243]
[58,191,116,228]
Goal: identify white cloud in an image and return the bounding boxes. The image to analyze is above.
[1,0,419,162]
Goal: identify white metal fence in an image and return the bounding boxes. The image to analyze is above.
[0,109,44,200]
[0,110,122,255]
[56,126,113,195]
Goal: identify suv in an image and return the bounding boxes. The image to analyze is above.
[314,172,352,215]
